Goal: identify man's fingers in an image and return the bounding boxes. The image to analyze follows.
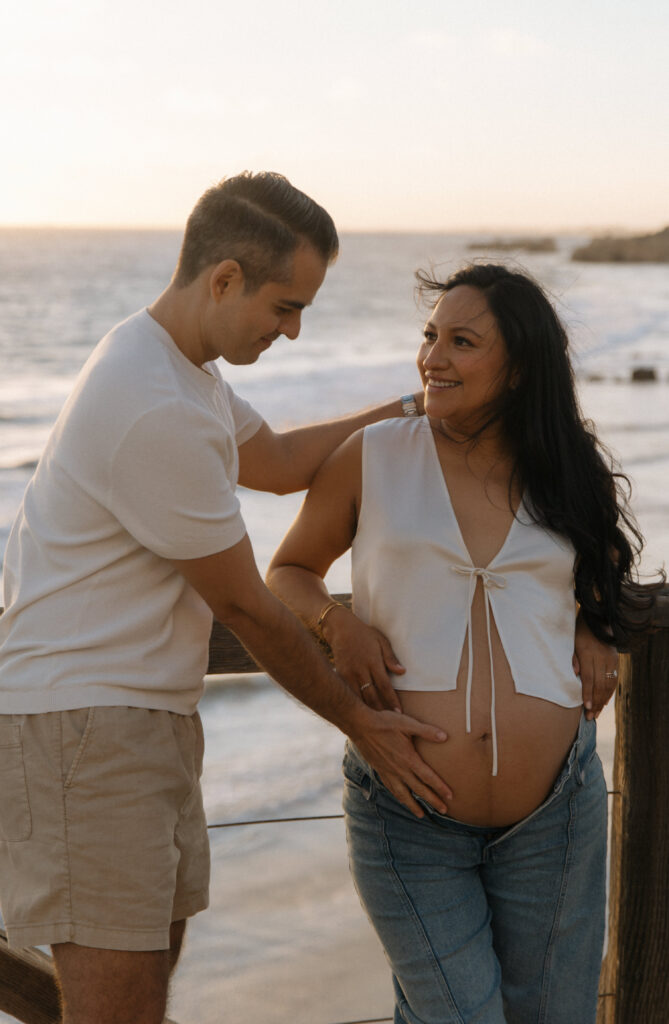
[412,760,453,803]
[385,748,453,804]
[383,775,443,818]
[399,713,448,743]
[352,711,452,816]
[410,777,451,812]
[382,767,451,816]
[387,782,426,818]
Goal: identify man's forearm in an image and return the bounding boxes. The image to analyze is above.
[219,586,452,817]
[239,391,423,494]
[279,392,424,492]
[222,587,363,734]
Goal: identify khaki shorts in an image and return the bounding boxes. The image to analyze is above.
[0,707,210,950]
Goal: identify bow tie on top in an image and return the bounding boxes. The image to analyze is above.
[450,564,508,776]
[450,565,507,590]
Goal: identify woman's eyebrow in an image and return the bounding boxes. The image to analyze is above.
[425,319,483,338]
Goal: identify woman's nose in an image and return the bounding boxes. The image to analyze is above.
[423,340,448,369]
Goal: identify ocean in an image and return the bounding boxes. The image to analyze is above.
[1,229,668,1023]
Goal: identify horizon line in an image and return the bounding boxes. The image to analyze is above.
[0,222,663,237]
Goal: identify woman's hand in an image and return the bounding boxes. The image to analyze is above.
[573,613,619,720]
[322,605,405,713]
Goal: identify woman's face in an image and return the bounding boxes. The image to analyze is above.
[417,285,511,436]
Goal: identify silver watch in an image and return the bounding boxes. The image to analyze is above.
[401,394,418,417]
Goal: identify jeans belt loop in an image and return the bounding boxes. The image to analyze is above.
[554,739,578,795]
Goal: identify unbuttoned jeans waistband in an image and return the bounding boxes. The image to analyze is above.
[343,711,598,847]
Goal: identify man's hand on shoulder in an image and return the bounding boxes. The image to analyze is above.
[237,391,426,496]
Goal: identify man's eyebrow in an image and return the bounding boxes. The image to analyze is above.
[425,318,483,338]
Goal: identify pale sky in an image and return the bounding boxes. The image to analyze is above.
[2,0,668,231]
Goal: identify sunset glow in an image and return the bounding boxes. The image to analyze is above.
[2,0,668,231]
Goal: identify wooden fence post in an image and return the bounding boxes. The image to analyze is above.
[597,589,669,1023]
[0,930,60,1024]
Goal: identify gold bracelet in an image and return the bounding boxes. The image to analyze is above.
[316,599,345,635]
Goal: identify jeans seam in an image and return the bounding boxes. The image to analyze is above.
[375,804,466,1024]
[576,745,598,785]
[537,791,577,1023]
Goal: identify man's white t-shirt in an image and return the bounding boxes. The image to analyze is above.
[0,309,263,714]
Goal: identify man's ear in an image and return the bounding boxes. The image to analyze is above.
[209,259,244,302]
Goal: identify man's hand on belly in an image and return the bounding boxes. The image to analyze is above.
[348,704,453,818]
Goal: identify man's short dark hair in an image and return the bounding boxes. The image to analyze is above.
[174,171,339,290]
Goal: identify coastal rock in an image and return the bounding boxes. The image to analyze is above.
[631,366,658,382]
[572,227,669,263]
[467,236,556,253]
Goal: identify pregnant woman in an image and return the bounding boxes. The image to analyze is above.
[267,263,654,1023]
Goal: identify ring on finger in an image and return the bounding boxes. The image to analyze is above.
[604,670,618,680]
[360,682,373,692]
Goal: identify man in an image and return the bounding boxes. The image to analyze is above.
[0,172,451,1024]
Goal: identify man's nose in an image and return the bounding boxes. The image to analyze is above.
[281,311,302,340]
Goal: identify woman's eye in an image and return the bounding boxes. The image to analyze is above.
[422,329,437,343]
[454,335,472,347]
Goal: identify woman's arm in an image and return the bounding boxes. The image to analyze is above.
[573,610,619,720]
[266,429,454,814]
[266,429,361,618]
[267,430,407,712]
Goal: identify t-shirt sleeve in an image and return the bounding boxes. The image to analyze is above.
[108,401,247,559]
[214,374,264,446]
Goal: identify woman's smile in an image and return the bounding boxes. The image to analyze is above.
[418,284,510,433]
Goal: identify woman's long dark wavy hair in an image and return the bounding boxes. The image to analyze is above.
[416,262,661,648]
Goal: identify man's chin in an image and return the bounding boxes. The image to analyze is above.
[224,350,262,366]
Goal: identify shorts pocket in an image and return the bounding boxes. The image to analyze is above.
[62,707,96,789]
[0,721,32,842]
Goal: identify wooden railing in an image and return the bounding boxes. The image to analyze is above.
[1,588,668,1024]
[597,587,669,1023]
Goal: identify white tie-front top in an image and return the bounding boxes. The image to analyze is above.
[351,418,582,775]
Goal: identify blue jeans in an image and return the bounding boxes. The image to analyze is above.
[342,714,607,1024]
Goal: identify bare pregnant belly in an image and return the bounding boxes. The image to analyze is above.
[398,688,583,827]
